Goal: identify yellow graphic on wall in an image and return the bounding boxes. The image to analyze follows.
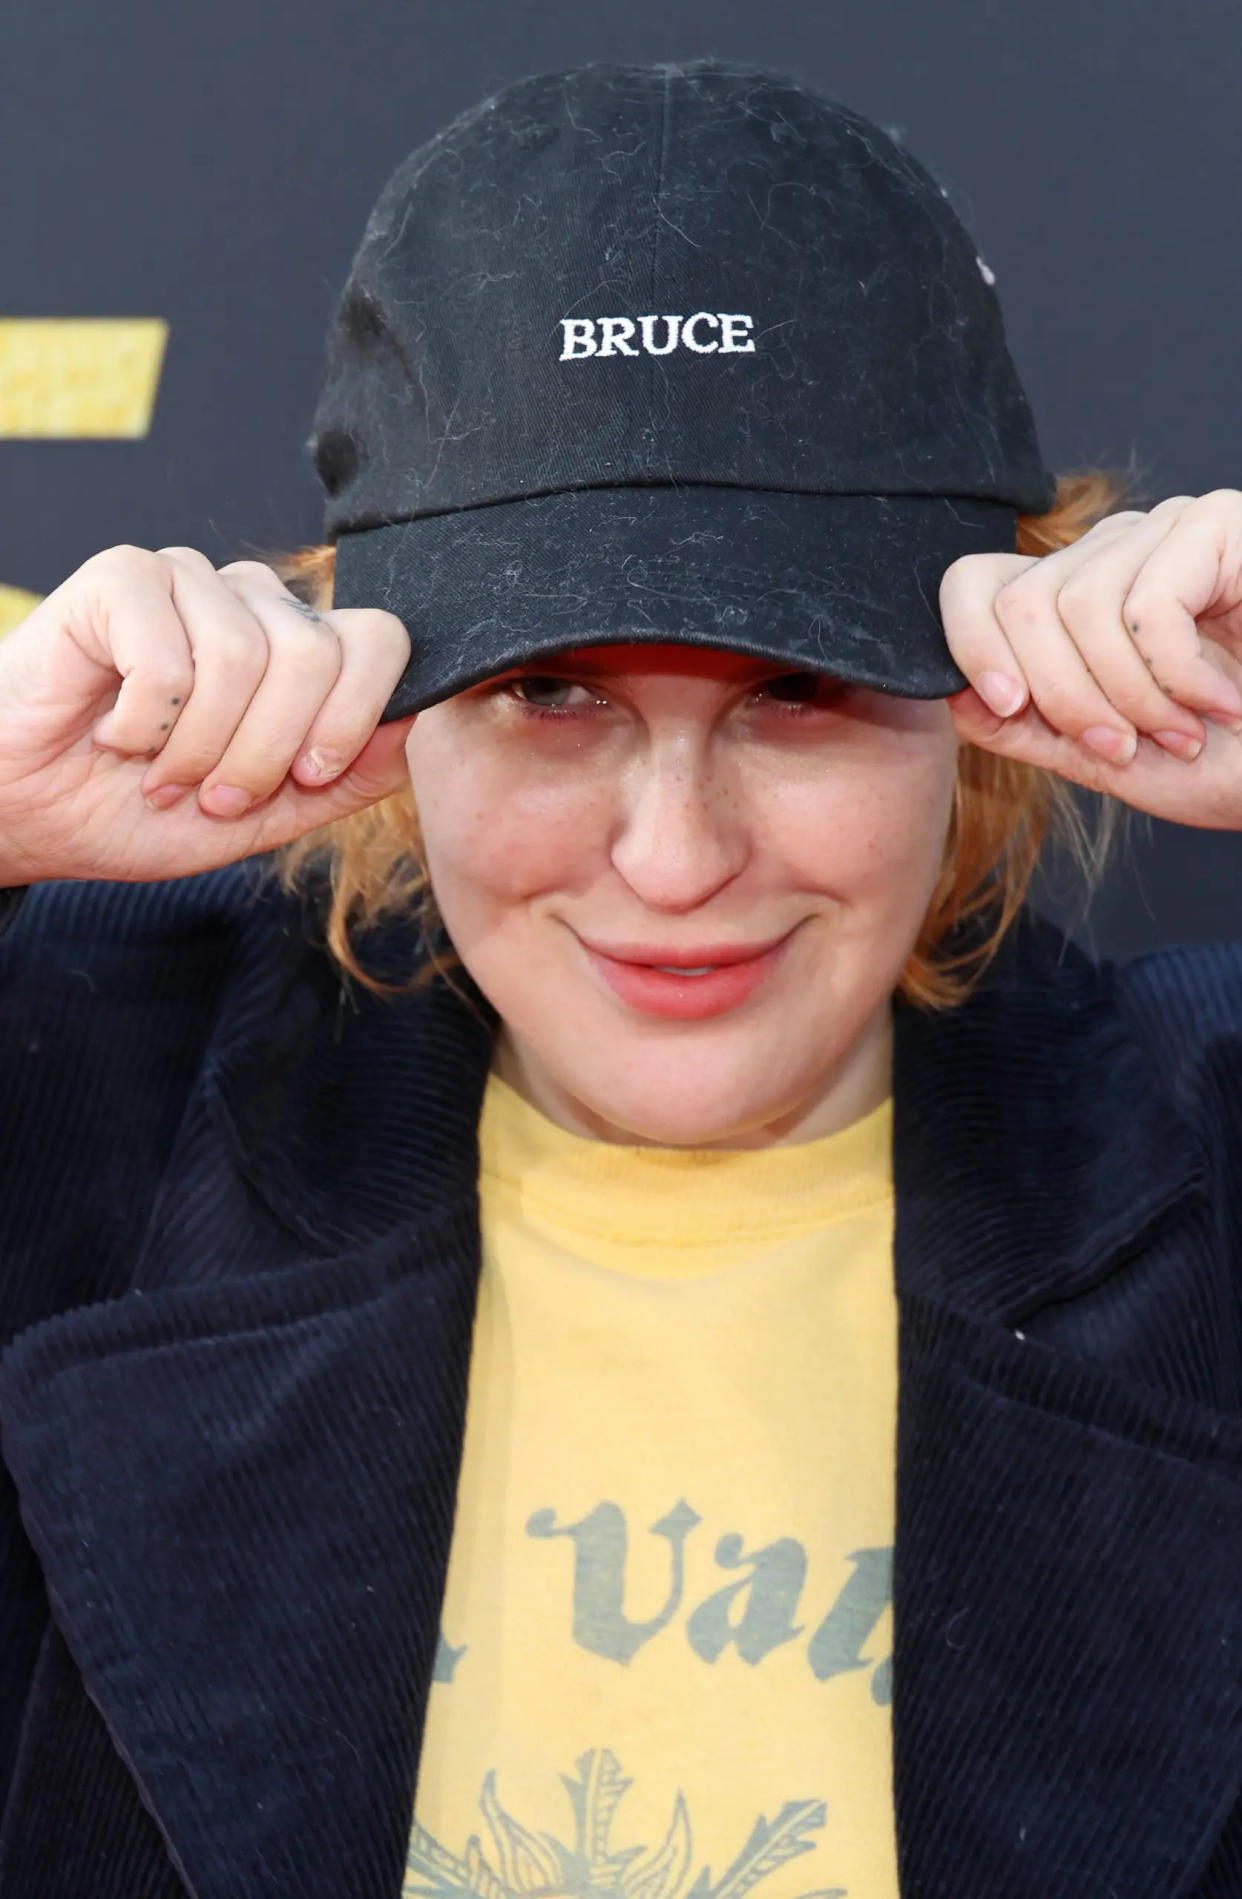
[0,317,168,630]
[0,319,167,437]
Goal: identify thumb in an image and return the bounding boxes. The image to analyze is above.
[280,716,417,828]
[331,716,418,808]
[946,685,1009,746]
[232,716,417,859]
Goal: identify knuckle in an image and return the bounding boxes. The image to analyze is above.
[340,606,411,652]
[87,543,162,578]
[1148,493,1200,522]
[938,552,996,606]
[199,627,269,682]
[367,607,410,647]
[1183,489,1238,511]
[156,544,214,570]
[1055,573,1114,615]
[272,618,345,677]
[992,584,1043,633]
[217,558,282,587]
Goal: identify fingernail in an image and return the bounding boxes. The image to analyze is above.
[299,747,344,782]
[1207,678,1242,719]
[201,784,252,817]
[1082,726,1137,762]
[144,783,190,811]
[976,671,1026,717]
[1154,729,1203,761]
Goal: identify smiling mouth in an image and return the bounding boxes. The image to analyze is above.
[575,929,799,1021]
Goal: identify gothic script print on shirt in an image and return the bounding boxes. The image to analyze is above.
[434,1497,893,1697]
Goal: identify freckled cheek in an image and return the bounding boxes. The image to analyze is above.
[416,766,610,916]
[766,756,954,907]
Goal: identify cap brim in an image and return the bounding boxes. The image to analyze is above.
[330,485,1015,721]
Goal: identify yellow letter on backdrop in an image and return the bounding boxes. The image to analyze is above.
[0,317,169,629]
[0,319,168,438]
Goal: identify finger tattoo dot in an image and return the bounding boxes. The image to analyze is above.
[284,597,323,624]
[170,696,182,706]
[159,723,170,732]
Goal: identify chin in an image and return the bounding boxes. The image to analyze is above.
[568,1054,811,1149]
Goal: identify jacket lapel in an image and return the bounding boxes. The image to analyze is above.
[1,1213,485,1899]
[0,923,500,1899]
[889,908,1242,1897]
[4,902,1242,1898]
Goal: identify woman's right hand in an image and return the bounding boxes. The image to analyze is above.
[0,544,415,886]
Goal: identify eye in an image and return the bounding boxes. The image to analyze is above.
[758,671,844,707]
[505,674,600,715]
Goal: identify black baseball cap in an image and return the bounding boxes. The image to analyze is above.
[310,58,1057,719]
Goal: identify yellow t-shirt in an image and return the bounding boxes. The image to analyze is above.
[406,1070,899,1899]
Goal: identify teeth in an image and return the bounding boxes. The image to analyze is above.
[653,965,717,975]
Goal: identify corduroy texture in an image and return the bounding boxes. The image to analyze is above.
[0,1628,184,1896]
[3,866,1242,1894]
[0,887,25,942]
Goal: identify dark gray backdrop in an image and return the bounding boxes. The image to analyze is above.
[4,0,1240,958]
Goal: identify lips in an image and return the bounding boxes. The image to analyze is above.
[578,934,791,968]
[577,928,796,1020]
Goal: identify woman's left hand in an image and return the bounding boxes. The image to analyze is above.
[940,489,1242,829]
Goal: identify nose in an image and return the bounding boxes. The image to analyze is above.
[608,739,749,911]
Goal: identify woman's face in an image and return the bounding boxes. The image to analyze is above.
[405,644,959,1148]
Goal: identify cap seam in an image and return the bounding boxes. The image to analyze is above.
[331,480,1022,539]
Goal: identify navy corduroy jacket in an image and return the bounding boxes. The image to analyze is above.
[4,866,1242,1898]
